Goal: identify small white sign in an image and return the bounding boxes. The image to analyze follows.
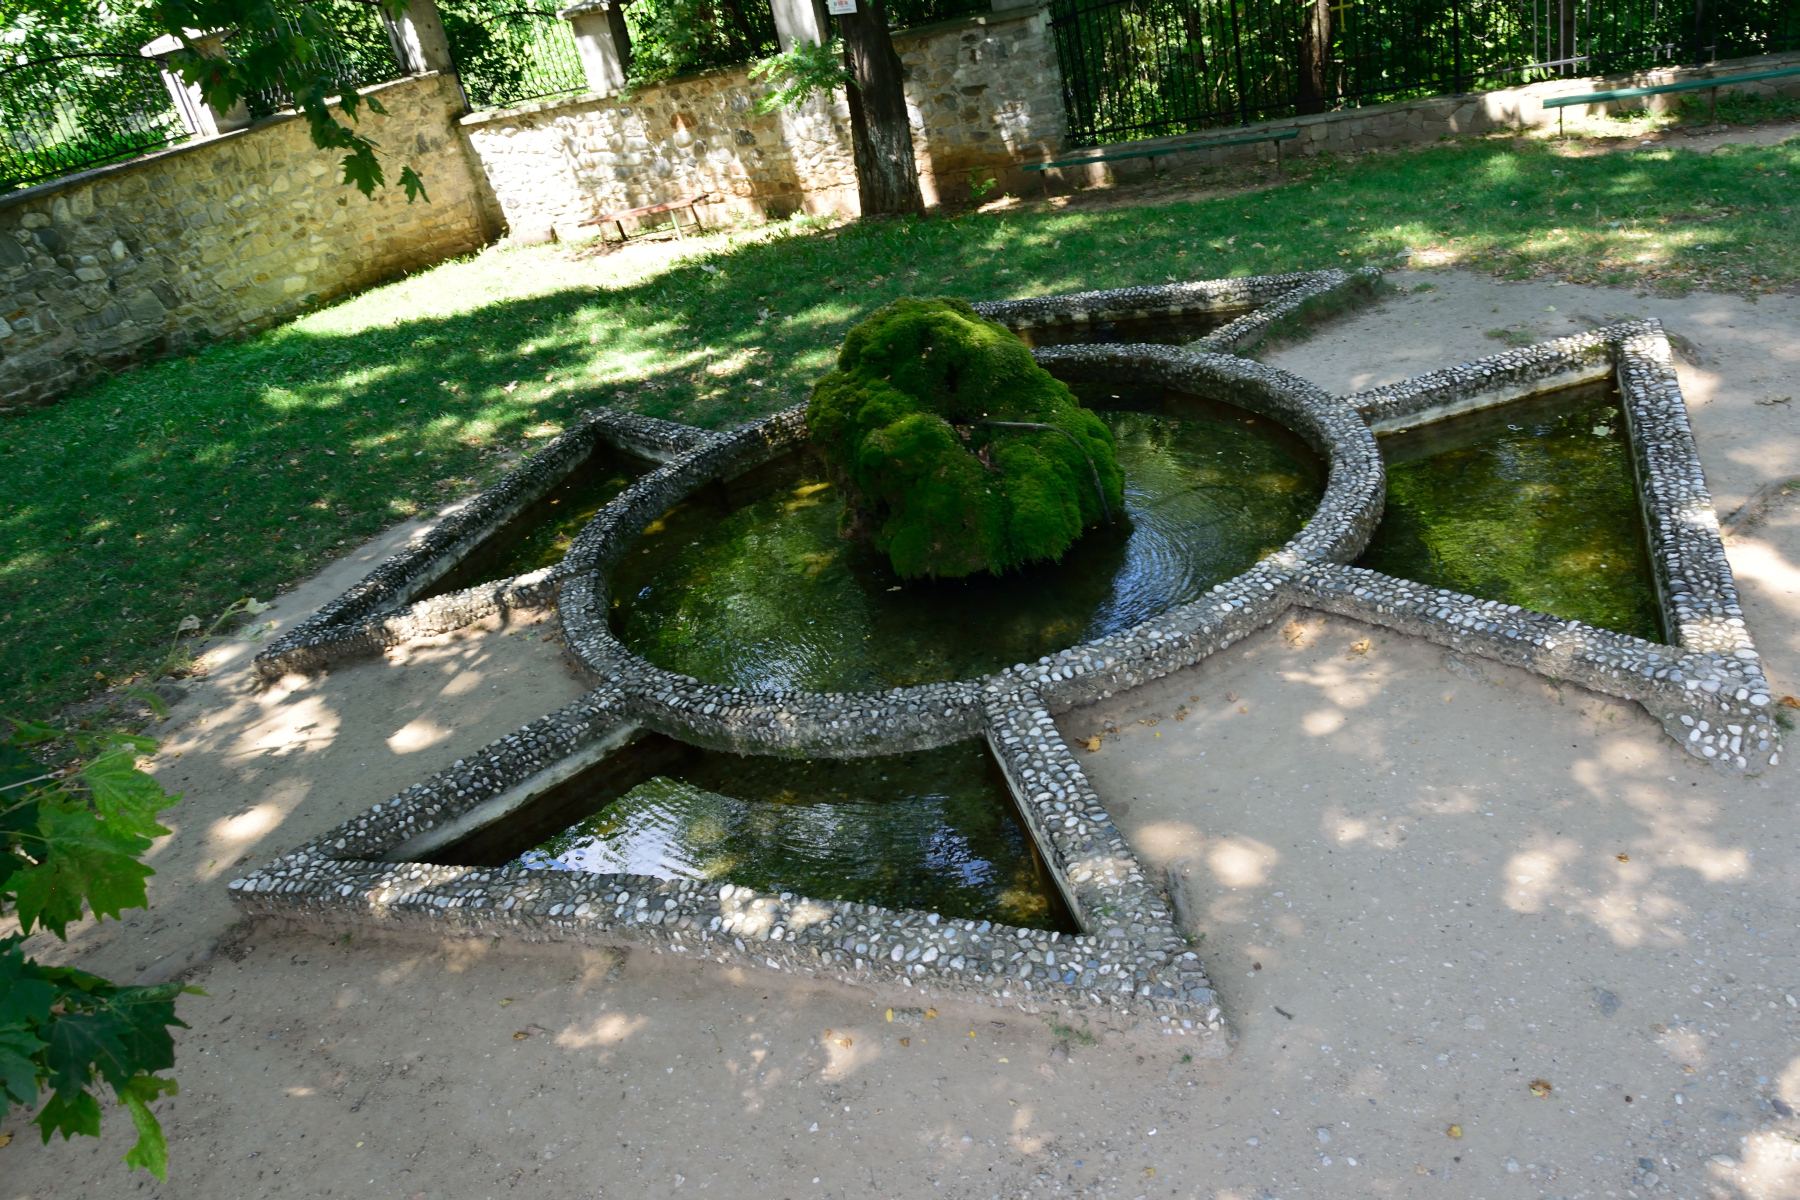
[827,0,856,14]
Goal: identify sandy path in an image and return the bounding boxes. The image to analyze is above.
[5,268,1800,1200]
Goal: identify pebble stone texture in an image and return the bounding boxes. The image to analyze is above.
[252,407,713,681]
[234,268,1778,1056]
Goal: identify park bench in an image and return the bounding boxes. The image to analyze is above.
[1542,63,1800,134]
[1023,127,1301,180]
[580,193,715,243]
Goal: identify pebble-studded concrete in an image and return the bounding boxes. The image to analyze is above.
[252,409,711,680]
[231,276,1778,1056]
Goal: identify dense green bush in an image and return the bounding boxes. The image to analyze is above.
[806,298,1124,579]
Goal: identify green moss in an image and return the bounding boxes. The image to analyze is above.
[806,298,1124,579]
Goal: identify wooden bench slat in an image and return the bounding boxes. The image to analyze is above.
[579,194,712,226]
[1543,63,1800,109]
[1024,127,1299,172]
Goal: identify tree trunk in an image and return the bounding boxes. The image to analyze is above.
[837,0,924,217]
[1296,0,1331,115]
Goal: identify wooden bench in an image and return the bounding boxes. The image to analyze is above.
[1023,127,1301,179]
[580,194,714,243]
[1542,63,1800,134]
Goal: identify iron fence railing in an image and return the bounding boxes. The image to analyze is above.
[1,8,405,193]
[1049,0,1800,148]
[0,58,191,191]
[441,5,586,109]
[244,0,413,118]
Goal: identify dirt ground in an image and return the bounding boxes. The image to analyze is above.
[5,261,1800,1200]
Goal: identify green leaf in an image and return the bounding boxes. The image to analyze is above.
[78,746,177,839]
[340,145,385,198]
[0,742,48,794]
[0,1025,48,1107]
[399,165,429,205]
[10,805,155,937]
[120,1075,178,1178]
[0,969,58,1027]
[4,721,62,748]
[41,1006,130,1095]
[33,1087,101,1142]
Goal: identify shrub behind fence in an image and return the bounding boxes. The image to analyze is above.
[1,4,404,193]
[1049,0,1800,147]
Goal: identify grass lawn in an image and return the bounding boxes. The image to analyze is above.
[2,130,1797,719]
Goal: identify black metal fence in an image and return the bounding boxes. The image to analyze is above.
[1,5,405,193]
[1,58,190,191]
[440,4,586,109]
[1049,0,1800,147]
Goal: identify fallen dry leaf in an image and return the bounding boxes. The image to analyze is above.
[1083,736,1102,752]
[1530,1079,1554,1098]
[1447,1125,1463,1138]
[899,1037,910,1047]
[837,1037,852,1048]
[1617,854,1630,862]
[1349,638,1372,657]
[1780,695,1800,709]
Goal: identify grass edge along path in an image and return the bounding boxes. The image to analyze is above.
[2,131,1797,719]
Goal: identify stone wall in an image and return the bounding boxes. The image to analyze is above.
[461,6,1065,240]
[0,72,488,412]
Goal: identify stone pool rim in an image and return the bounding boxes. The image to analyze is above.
[552,346,1387,749]
[230,271,1779,1074]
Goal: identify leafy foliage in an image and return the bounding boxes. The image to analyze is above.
[622,0,778,87]
[2,0,425,198]
[806,298,1123,579]
[747,36,849,114]
[1,720,191,1179]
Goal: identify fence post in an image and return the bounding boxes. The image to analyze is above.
[560,0,634,94]
[139,32,250,138]
[387,0,457,74]
[770,0,833,51]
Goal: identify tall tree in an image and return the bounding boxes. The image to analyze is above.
[1295,0,1331,115]
[835,0,922,216]
[749,0,923,218]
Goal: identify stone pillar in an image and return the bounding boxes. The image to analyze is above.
[560,0,633,95]
[386,0,456,74]
[140,32,250,138]
[770,0,833,52]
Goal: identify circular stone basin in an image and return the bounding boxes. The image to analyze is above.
[609,389,1324,693]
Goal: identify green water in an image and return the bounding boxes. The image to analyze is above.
[420,448,646,600]
[1356,384,1664,642]
[500,736,1067,929]
[611,398,1323,692]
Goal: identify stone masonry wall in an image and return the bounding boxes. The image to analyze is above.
[461,7,1065,240]
[0,72,488,412]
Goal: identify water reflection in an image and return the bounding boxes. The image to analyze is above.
[611,392,1324,691]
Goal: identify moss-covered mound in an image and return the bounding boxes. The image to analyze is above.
[806,297,1124,579]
